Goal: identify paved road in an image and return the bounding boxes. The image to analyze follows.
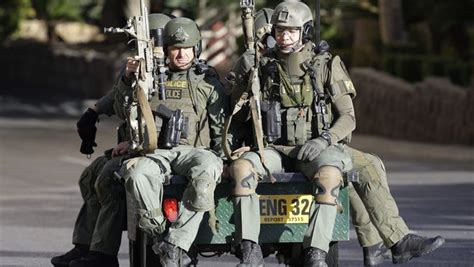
[0,101,473,266]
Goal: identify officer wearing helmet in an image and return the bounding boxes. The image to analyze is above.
[51,13,173,267]
[116,16,229,266]
[228,2,444,266]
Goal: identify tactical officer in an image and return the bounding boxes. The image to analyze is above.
[228,3,444,266]
[115,17,228,266]
[245,7,392,266]
[51,13,173,267]
[228,2,355,266]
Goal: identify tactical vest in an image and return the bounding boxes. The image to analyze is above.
[261,43,335,146]
[149,66,210,148]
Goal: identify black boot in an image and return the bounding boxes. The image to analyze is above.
[51,244,89,267]
[363,242,391,266]
[237,240,264,267]
[69,251,119,267]
[153,241,192,267]
[391,234,445,264]
[303,247,327,267]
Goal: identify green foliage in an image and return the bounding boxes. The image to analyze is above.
[383,54,472,86]
[445,60,472,86]
[0,0,32,42]
[422,56,445,77]
[403,0,473,59]
[31,0,82,21]
[396,55,422,82]
[382,54,397,76]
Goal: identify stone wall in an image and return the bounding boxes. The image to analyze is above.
[0,42,126,99]
[351,68,474,145]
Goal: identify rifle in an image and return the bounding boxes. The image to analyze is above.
[240,0,275,182]
[104,0,157,154]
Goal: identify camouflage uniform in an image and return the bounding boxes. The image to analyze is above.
[115,17,228,258]
[52,13,173,267]
[228,4,356,265]
[229,4,444,266]
[72,152,127,256]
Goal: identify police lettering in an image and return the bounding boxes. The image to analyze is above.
[165,80,188,89]
[165,89,182,99]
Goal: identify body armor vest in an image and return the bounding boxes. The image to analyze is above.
[149,67,210,148]
[261,43,334,146]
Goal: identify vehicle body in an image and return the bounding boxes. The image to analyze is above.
[129,173,350,267]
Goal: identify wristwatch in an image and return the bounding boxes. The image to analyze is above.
[320,131,332,145]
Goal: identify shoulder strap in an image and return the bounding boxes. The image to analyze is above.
[136,86,157,153]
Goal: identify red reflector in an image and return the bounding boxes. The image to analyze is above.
[163,198,178,222]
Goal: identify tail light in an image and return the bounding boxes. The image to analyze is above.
[163,198,178,222]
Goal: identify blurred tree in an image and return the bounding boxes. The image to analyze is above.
[0,0,33,43]
[27,0,106,43]
[403,0,473,59]
[31,0,82,43]
[379,0,406,44]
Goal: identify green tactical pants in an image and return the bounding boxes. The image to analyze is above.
[235,144,352,252]
[122,145,223,251]
[72,154,127,256]
[346,146,409,248]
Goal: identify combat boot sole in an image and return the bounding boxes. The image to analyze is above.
[392,236,445,264]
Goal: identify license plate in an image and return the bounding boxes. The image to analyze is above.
[259,194,313,224]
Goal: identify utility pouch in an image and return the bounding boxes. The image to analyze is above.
[294,108,308,145]
[284,107,308,146]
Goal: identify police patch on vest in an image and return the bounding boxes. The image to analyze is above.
[165,89,182,99]
[165,80,188,99]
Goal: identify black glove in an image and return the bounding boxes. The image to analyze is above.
[297,137,329,162]
[77,108,98,155]
[233,49,256,78]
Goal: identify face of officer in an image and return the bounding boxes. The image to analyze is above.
[274,26,302,53]
[168,46,194,71]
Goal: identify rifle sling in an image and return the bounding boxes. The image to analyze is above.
[249,96,276,183]
[222,92,249,161]
[136,86,158,153]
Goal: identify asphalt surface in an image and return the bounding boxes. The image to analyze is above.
[0,96,473,266]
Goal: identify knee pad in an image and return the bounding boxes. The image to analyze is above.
[229,159,258,196]
[313,166,343,205]
[182,176,217,212]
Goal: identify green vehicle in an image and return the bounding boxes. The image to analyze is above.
[128,172,354,267]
